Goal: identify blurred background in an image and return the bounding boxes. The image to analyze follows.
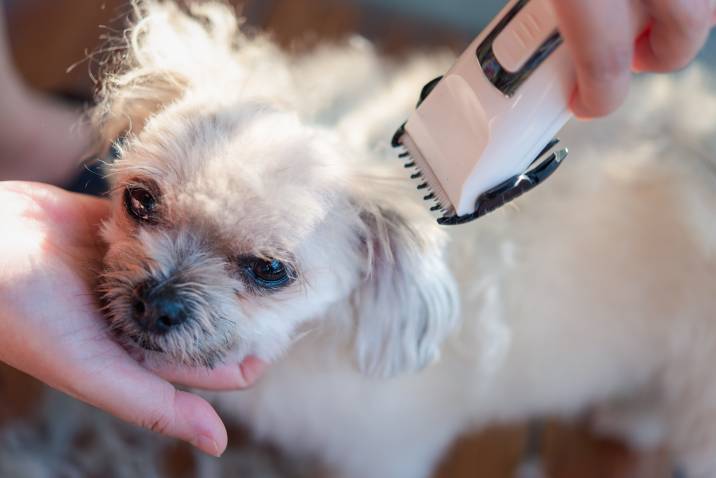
[3,0,714,96]
[0,0,713,476]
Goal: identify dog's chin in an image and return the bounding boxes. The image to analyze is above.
[113,326,233,369]
[127,332,164,353]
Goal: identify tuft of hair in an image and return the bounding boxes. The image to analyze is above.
[91,0,281,150]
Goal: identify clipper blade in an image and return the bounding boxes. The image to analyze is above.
[399,132,456,217]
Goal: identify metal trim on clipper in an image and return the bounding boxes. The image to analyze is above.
[437,145,568,225]
[475,0,563,97]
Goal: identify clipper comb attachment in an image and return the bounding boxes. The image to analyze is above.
[393,107,567,225]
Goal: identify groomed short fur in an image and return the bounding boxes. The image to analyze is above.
[87,2,716,477]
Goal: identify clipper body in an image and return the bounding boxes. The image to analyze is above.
[394,0,576,224]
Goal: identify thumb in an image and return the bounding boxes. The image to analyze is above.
[63,351,227,456]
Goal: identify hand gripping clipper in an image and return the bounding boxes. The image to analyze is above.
[393,0,576,225]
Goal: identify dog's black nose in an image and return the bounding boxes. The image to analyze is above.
[132,284,188,334]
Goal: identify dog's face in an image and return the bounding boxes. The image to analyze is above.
[101,100,366,367]
[96,2,458,377]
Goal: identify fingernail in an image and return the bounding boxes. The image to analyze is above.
[568,89,588,120]
[569,96,592,120]
[240,356,266,386]
[192,434,221,457]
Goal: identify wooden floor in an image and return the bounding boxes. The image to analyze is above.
[2,1,674,476]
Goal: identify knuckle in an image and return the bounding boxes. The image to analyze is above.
[666,51,698,71]
[139,387,177,436]
[649,0,711,71]
[578,45,632,85]
[575,45,631,116]
[667,0,710,35]
[142,408,174,435]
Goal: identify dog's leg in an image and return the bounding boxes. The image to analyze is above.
[514,420,547,478]
[590,384,667,451]
[665,403,716,477]
[658,347,716,478]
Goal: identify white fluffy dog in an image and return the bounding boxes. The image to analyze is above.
[93,2,716,477]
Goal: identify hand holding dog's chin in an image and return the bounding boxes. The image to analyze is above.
[0,182,265,456]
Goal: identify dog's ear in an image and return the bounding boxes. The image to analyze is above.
[92,1,240,149]
[350,179,459,378]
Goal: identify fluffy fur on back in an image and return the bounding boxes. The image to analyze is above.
[11,2,716,477]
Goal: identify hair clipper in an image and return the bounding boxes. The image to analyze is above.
[393,0,576,225]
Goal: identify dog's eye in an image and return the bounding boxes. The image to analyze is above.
[240,257,293,289]
[124,186,157,223]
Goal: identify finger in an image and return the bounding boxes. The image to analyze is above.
[7,183,112,268]
[147,356,267,391]
[47,188,111,234]
[635,0,713,72]
[72,191,112,231]
[1,181,111,234]
[551,0,636,118]
[62,349,228,456]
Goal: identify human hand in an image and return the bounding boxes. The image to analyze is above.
[0,182,266,456]
[551,0,716,118]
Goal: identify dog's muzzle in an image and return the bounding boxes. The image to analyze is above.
[131,280,189,335]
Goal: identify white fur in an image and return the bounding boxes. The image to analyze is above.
[91,3,716,477]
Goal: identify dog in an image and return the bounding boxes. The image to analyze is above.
[92,2,716,477]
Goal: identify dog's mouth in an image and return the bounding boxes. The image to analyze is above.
[119,324,233,369]
[127,332,164,353]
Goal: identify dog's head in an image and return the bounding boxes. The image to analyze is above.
[96,2,458,377]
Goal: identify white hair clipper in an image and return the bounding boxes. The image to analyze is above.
[393,0,575,225]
